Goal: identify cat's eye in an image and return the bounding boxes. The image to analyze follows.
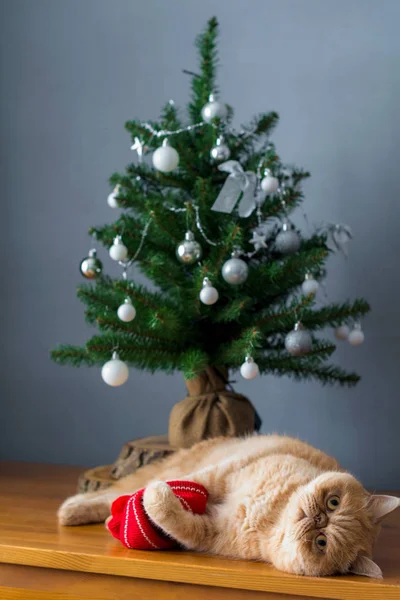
[326,495,340,511]
[315,533,327,549]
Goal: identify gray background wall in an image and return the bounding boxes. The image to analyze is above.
[1,0,399,488]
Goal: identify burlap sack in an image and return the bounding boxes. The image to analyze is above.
[168,366,257,448]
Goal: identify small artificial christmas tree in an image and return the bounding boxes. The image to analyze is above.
[52,18,369,448]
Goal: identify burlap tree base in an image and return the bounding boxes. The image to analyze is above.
[77,368,260,492]
[77,435,175,493]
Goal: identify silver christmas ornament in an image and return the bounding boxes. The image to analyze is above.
[176,231,202,264]
[275,221,301,255]
[335,324,350,341]
[210,136,231,162]
[302,273,319,296]
[348,323,365,346]
[201,93,228,123]
[199,277,219,305]
[285,322,312,356]
[80,249,103,279]
[240,356,259,380]
[222,250,249,285]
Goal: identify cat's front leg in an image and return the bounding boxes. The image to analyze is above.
[143,481,217,551]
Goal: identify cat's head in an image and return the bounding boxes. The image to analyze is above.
[271,471,399,578]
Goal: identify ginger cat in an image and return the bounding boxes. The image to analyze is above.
[58,434,399,578]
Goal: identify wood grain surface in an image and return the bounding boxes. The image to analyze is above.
[0,461,399,600]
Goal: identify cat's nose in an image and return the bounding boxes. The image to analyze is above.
[314,513,328,528]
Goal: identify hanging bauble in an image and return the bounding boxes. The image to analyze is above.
[261,171,279,194]
[79,249,103,279]
[285,322,312,356]
[107,184,121,208]
[201,93,228,123]
[335,324,350,341]
[109,235,128,262]
[152,139,179,173]
[348,323,365,346]
[240,356,260,380]
[275,221,301,255]
[302,273,319,296]
[176,231,202,264]
[199,277,219,305]
[222,250,249,285]
[117,298,136,322]
[101,351,129,387]
[210,136,230,162]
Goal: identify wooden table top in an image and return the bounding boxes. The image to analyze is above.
[0,461,399,600]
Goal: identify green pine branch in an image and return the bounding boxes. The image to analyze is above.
[257,356,360,387]
[189,17,219,122]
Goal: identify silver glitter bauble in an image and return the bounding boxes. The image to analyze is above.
[285,322,312,356]
[176,231,202,264]
[201,93,228,123]
[210,136,231,162]
[302,273,319,296]
[275,222,301,255]
[79,249,103,279]
[222,251,249,285]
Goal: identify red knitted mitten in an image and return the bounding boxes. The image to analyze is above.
[107,480,208,550]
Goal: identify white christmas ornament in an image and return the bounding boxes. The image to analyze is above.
[335,324,350,341]
[199,277,219,305]
[302,273,319,296]
[107,185,121,208]
[348,323,365,346]
[222,250,249,285]
[117,298,136,322]
[152,139,179,173]
[261,172,279,194]
[201,93,228,123]
[101,352,129,387]
[109,235,128,261]
[240,356,259,380]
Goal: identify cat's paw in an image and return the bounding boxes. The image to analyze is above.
[143,481,181,524]
[58,494,90,526]
[57,493,111,526]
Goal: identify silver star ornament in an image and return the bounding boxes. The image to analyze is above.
[250,230,268,252]
[130,137,145,163]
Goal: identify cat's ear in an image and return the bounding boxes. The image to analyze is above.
[368,495,400,522]
[349,555,383,579]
